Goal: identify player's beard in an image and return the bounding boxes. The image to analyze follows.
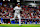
[17,5,20,7]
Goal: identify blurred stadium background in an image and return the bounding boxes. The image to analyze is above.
[0,0,40,27]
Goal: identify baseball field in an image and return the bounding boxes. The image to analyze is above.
[0,24,40,27]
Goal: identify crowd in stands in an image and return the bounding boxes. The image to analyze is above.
[21,5,40,19]
[0,3,40,19]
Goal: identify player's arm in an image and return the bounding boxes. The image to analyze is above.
[20,8,23,14]
[20,11,22,14]
[13,10,15,13]
[13,7,15,13]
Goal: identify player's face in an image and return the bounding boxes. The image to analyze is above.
[17,5,20,7]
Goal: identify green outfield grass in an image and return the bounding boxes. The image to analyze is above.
[0,24,40,27]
